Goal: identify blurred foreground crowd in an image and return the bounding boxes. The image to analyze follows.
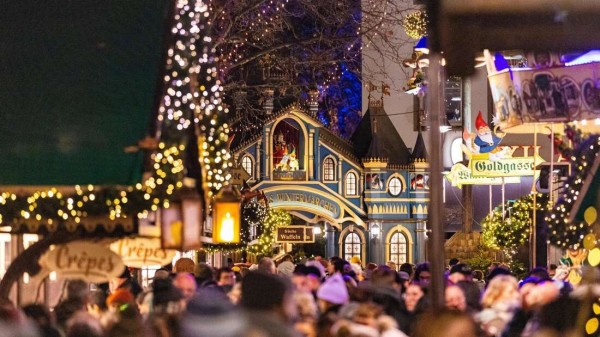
[0,255,595,337]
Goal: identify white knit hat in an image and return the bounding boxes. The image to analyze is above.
[316,273,349,305]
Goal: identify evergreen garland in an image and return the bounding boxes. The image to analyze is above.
[546,128,600,249]
[482,194,549,260]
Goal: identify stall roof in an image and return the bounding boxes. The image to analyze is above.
[0,0,170,186]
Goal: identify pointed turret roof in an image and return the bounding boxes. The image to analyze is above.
[351,100,411,166]
[411,130,428,162]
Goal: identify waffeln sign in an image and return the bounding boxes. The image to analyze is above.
[276,226,315,243]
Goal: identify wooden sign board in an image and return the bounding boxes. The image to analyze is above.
[110,237,177,268]
[231,167,251,185]
[40,242,124,283]
[276,226,315,243]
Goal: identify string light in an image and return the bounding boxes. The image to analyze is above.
[402,10,428,40]
[547,128,600,249]
[482,194,549,267]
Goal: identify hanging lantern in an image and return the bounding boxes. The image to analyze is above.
[161,179,203,250]
[212,186,241,243]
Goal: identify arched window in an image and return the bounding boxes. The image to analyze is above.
[345,172,357,196]
[388,176,403,196]
[344,232,361,262]
[241,156,253,176]
[389,231,408,264]
[323,157,335,181]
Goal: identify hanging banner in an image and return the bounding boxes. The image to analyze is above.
[40,242,124,283]
[488,56,600,130]
[110,237,177,268]
[445,163,521,187]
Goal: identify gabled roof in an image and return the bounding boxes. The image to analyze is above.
[0,0,170,185]
[351,102,411,166]
[230,103,360,164]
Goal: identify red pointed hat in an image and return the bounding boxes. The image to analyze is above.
[475,111,488,130]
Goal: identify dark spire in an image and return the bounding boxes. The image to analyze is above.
[351,101,411,165]
[411,130,428,162]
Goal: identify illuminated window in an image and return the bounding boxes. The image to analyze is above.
[241,156,253,176]
[345,172,357,196]
[344,232,361,262]
[389,232,408,265]
[323,157,335,181]
[388,177,403,196]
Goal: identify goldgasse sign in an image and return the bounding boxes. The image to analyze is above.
[469,146,544,178]
[471,157,536,177]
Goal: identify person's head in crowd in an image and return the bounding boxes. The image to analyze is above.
[350,256,362,266]
[106,288,135,310]
[385,260,397,271]
[216,267,236,289]
[327,256,345,275]
[413,308,478,337]
[194,263,214,286]
[277,255,295,278]
[173,272,197,303]
[227,258,234,268]
[316,273,349,313]
[456,280,482,312]
[109,267,142,297]
[371,266,396,287]
[361,262,377,281]
[445,284,467,312]
[153,268,171,280]
[22,303,56,330]
[528,266,551,281]
[480,274,520,309]
[399,263,414,278]
[87,290,108,319]
[257,257,276,274]
[66,280,90,304]
[398,271,411,293]
[173,258,195,274]
[405,282,427,312]
[413,262,431,285]
[180,287,245,337]
[448,263,473,284]
[485,265,511,285]
[448,258,460,269]
[152,277,185,315]
[523,280,560,311]
[241,271,296,322]
[65,311,103,337]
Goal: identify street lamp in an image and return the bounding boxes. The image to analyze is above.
[212,186,241,244]
[371,223,381,239]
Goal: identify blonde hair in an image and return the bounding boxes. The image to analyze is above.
[481,274,519,308]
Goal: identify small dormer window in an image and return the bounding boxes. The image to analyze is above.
[241,156,253,176]
[323,157,335,181]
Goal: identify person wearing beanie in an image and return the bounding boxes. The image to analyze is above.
[316,273,350,337]
[316,273,349,311]
[240,271,299,336]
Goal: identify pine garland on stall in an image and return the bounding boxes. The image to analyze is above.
[482,194,549,264]
[546,127,600,249]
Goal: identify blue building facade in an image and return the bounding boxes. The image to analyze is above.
[230,98,430,265]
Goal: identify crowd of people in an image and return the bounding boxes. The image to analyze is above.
[0,255,595,337]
